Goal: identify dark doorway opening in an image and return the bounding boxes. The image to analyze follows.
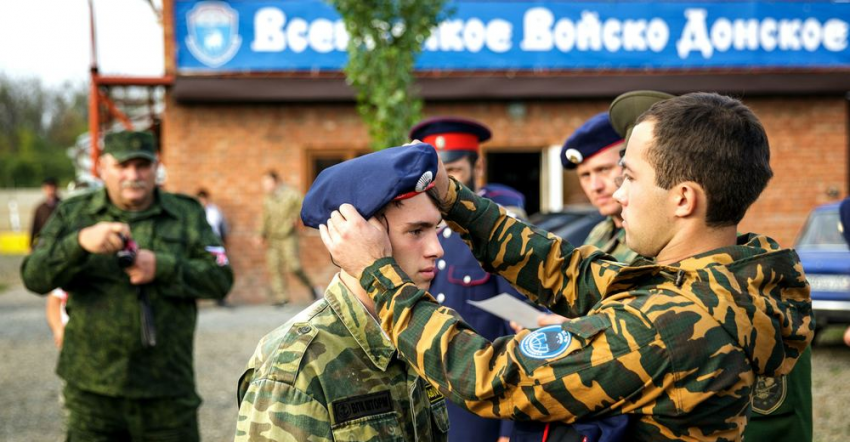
[486,151,541,216]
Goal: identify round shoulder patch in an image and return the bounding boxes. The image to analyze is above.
[519,325,572,360]
[752,375,787,415]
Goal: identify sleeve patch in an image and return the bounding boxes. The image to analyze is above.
[519,325,572,360]
[205,246,229,266]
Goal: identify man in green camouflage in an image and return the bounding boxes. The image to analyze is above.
[236,143,450,441]
[321,92,814,441]
[20,130,234,441]
[257,170,318,305]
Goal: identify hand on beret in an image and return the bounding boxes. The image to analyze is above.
[319,204,392,278]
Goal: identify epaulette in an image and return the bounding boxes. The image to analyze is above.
[264,301,327,386]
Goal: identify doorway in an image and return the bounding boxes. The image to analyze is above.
[486,151,541,216]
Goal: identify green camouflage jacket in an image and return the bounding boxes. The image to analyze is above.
[358,179,813,442]
[261,185,303,239]
[20,188,233,398]
[584,216,638,264]
[235,274,450,442]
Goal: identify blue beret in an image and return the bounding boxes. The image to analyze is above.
[301,143,438,228]
[561,112,624,170]
[479,183,525,210]
[409,116,491,163]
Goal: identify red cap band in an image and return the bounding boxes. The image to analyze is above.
[393,181,436,201]
[422,132,480,153]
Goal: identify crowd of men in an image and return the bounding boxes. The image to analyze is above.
[22,90,816,442]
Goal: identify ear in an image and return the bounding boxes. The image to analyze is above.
[672,182,702,218]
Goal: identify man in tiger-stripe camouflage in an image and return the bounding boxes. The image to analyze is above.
[320,92,813,441]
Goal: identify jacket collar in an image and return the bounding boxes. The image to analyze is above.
[324,274,396,371]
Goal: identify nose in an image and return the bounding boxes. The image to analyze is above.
[426,231,444,259]
[613,180,626,206]
[590,173,606,192]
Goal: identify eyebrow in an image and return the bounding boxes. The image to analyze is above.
[618,158,632,172]
[404,219,441,229]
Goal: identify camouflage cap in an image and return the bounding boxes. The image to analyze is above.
[609,90,675,141]
[102,131,157,163]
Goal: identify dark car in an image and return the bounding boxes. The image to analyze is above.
[795,202,850,332]
[528,206,605,246]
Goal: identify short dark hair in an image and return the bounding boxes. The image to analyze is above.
[265,171,279,182]
[637,92,773,227]
[196,189,209,199]
[42,177,57,186]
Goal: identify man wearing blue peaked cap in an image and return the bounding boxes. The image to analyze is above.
[236,142,450,441]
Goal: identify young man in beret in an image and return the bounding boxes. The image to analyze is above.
[320,92,813,441]
[235,143,449,442]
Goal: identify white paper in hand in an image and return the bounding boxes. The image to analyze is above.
[467,293,541,329]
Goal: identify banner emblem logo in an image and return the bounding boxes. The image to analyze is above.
[186,1,242,67]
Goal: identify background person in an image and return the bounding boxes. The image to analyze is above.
[30,177,60,247]
[409,116,525,442]
[256,170,319,305]
[197,188,228,245]
[20,130,234,441]
[236,143,449,441]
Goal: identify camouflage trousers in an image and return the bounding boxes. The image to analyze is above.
[63,384,201,442]
[266,236,313,303]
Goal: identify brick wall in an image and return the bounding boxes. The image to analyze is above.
[162,94,848,302]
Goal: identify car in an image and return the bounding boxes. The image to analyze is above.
[528,206,605,246]
[795,201,850,333]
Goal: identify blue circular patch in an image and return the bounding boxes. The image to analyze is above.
[519,325,572,360]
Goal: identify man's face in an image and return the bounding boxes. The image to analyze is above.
[100,155,157,211]
[613,121,674,258]
[576,146,623,218]
[262,175,277,193]
[42,184,58,200]
[383,193,444,290]
[444,156,478,190]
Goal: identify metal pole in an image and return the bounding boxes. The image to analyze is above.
[88,0,100,177]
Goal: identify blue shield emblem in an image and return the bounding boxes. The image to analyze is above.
[186,1,242,68]
[519,325,572,360]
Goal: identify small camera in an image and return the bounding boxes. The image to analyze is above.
[117,234,138,268]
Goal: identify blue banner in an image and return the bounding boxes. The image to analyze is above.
[175,1,850,72]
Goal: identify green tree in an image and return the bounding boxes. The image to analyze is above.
[330,0,450,150]
[0,75,86,187]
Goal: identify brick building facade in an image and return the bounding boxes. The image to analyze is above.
[161,94,848,302]
[160,0,849,302]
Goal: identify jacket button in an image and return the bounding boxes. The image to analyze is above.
[297,326,311,335]
[442,228,452,239]
[436,293,445,303]
[463,276,471,284]
[437,260,446,270]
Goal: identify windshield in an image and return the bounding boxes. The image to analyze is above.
[796,209,849,250]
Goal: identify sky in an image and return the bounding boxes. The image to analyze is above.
[0,0,164,87]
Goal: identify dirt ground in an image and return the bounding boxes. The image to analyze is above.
[1,258,849,441]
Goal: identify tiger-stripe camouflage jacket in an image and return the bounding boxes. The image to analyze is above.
[358,178,813,442]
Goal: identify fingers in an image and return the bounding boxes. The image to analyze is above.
[319,224,332,249]
[338,204,363,222]
[367,215,387,234]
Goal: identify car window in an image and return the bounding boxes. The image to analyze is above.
[796,209,849,250]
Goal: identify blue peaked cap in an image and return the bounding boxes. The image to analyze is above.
[480,183,525,210]
[561,112,624,170]
[301,143,439,228]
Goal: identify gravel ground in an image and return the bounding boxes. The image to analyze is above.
[2,278,850,441]
[0,283,301,442]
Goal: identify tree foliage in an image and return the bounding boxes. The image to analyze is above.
[0,75,86,187]
[330,0,450,150]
